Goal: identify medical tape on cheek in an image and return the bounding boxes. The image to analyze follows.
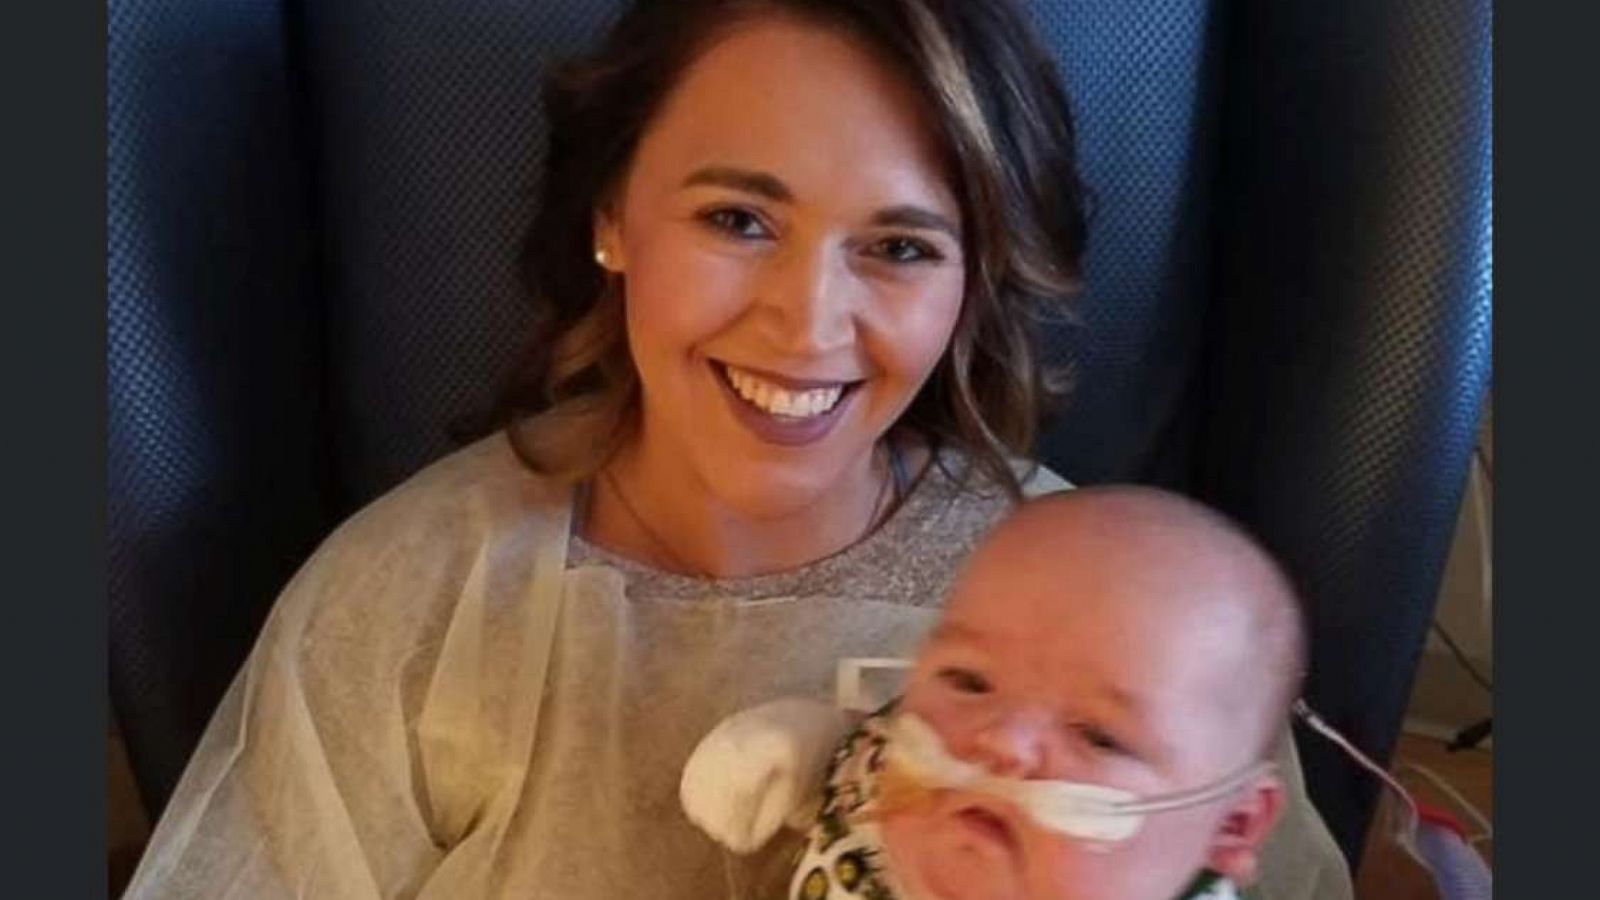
[884,714,1276,844]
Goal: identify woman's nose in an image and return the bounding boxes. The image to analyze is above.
[969,710,1054,779]
[756,242,856,356]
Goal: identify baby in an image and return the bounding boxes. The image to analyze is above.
[680,486,1306,900]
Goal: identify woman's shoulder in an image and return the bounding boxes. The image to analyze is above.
[323,433,569,556]
[274,434,573,636]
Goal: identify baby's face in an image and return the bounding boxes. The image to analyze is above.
[883,508,1275,900]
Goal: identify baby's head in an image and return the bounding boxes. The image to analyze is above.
[885,486,1305,900]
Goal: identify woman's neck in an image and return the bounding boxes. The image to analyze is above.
[584,435,914,579]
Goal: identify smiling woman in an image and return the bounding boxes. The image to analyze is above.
[120,2,1350,899]
[584,18,975,575]
[500,1,1090,578]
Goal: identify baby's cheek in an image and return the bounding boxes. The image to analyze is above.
[884,812,1030,900]
[897,687,969,743]
[1020,828,1123,900]
[1026,817,1210,900]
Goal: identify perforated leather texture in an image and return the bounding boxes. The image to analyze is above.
[108,0,330,811]
[1199,0,1493,857]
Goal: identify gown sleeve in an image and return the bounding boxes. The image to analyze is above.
[123,448,573,900]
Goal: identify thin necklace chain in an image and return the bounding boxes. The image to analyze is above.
[599,447,898,579]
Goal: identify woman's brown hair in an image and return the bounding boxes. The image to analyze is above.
[497,0,1088,498]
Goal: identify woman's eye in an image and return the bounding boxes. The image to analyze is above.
[699,207,770,239]
[935,667,992,694]
[869,236,943,264]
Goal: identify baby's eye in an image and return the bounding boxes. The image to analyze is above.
[699,207,771,240]
[935,667,992,695]
[1074,723,1129,757]
[868,236,943,264]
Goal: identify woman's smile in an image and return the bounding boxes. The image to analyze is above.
[711,359,867,446]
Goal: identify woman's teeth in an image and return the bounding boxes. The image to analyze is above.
[724,365,846,419]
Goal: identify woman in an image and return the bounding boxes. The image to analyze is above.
[126,1,1351,897]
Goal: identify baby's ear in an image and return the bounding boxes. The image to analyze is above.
[1204,774,1285,887]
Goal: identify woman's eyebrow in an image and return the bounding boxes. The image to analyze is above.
[870,205,960,240]
[681,166,793,202]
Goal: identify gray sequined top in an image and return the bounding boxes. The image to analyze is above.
[567,453,1017,606]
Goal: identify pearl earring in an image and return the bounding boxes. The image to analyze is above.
[594,246,612,270]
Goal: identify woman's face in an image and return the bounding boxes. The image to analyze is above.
[597,16,966,518]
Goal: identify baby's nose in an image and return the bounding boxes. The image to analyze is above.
[969,712,1053,778]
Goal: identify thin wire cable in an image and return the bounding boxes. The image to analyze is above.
[1399,761,1492,838]
[721,850,742,900]
[1292,701,1432,875]
[1431,621,1493,694]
